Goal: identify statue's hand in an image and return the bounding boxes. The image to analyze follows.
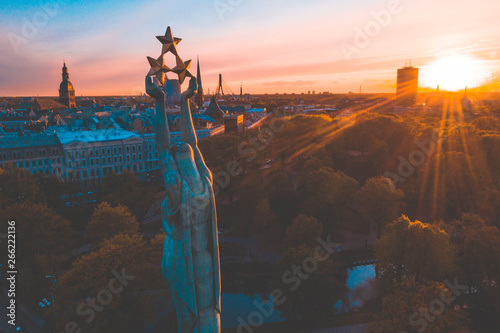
[145,76,164,100]
[181,76,198,100]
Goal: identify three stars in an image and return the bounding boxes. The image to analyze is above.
[147,26,193,85]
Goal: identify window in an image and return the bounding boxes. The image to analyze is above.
[114,147,117,153]
[107,148,111,154]
[126,146,129,153]
[67,152,71,158]
[148,144,152,150]
[75,160,79,168]
[114,156,117,163]
[96,159,99,165]
[126,155,130,162]
[68,161,72,168]
[133,154,136,161]
[90,159,94,166]
[101,148,105,155]
[139,154,142,161]
[75,151,79,158]
[107,157,111,164]
[82,150,86,157]
[102,157,106,165]
[96,149,99,156]
[119,156,123,162]
[132,146,136,152]
[119,147,122,153]
[82,160,86,167]
[90,150,93,156]
[138,146,142,151]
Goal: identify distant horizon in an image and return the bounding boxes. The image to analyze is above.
[2,88,495,99]
[2,0,500,96]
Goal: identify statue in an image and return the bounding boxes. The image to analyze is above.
[145,27,221,333]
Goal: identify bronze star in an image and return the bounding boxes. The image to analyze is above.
[172,55,193,84]
[147,55,171,85]
[156,26,182,56]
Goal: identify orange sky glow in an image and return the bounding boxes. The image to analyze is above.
[1,0,500,96]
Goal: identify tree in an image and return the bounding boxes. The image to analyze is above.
[285,214,323,248]
[272,245,347,321]
[375,216,455,285]
[0,202,73,308]
[87,202,139,245]
[459,225,500,291]
[0,164,40,209]
[1,202,73,261]
[354,176,404,239]
[102,170,158,219]
[53,234,167,333]
[368,278,476,333]
[299,167,358,229]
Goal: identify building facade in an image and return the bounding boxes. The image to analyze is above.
[0,133,64,178]
[396,66,419,107]
[56,129,146,188]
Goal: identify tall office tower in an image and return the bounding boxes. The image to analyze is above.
[396,64,419,106]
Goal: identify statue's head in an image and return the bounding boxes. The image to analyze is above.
[171,142,203,193]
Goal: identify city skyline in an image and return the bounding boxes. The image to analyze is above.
[2,0,500,96]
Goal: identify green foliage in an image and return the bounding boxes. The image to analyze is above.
[299,166,358,228]
[368,278,476,333]
[273,245,347,321]
[375,216,455,285]
[0,164,40,209]
[285,214,323,248]
[87,202,139,245]
[54,234,166,333]
[102,170,158,219]
[1,202,73,260]
[354,176,404,238]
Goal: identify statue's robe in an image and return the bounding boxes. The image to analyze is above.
[161,149,221,333]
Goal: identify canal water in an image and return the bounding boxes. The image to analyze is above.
[221,264,377,329]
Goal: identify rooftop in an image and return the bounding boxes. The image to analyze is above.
[0,133,61,149]
[53,129,142,145]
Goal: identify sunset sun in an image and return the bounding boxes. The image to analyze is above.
[421,54,489,91]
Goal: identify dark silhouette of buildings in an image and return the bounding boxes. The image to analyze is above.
[165,78,181,106]
[396,64,419,106]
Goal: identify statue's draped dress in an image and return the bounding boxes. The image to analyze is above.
[161,149,221,333]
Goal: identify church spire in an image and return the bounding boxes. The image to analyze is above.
[62,61,69,80]
[195,56,204,108]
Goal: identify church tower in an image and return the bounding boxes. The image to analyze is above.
[195,57,204,108]
[59,62,76,108]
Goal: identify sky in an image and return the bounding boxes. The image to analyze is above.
[1,0,500,96]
